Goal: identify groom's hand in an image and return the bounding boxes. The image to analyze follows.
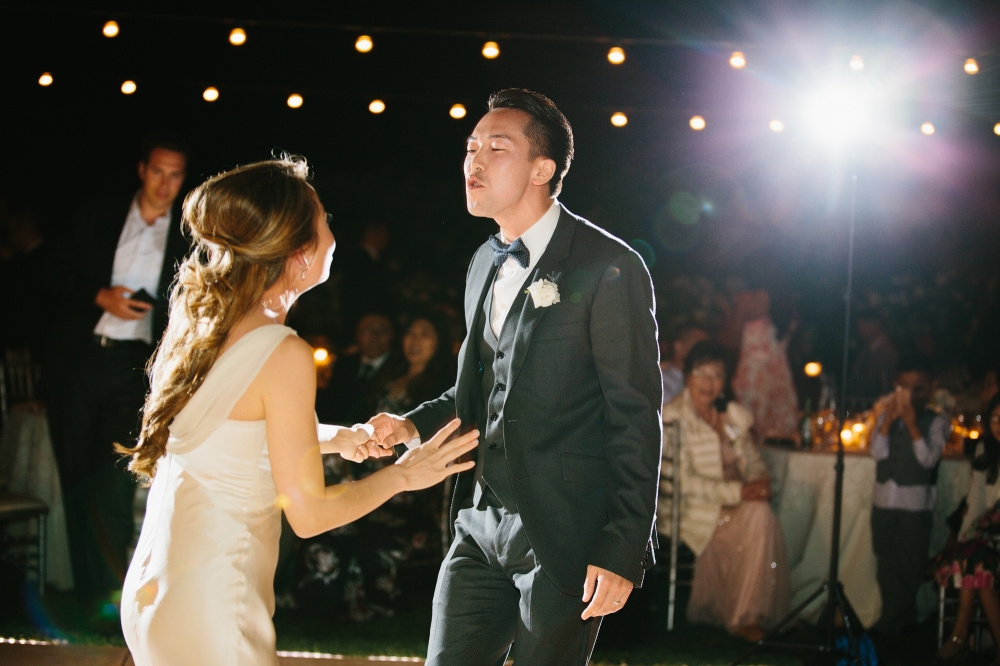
[581,565,633,620]
[367,413,419,450]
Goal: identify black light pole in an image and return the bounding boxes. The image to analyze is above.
[731,163,865,666]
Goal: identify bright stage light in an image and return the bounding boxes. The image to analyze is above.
[482,41,500,59]
[449,104,467,119]
[804,362,822,377]
[799,80,886,147]
[121,80,136,95]
[369,99,385,114]
[921,122,935,135]
[355,35,373,53]
[203,87,219,102]
[229,28,246,45]
[608,47,626,65]
[610,112,628,127]
[964,58,979,74]
[38,72,53,87]
[287,94,303,108]
[770,119,784,133]
[103,21,119,38]
[730,51,746,69]
[689,115,706,130]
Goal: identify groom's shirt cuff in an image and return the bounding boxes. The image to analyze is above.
[405,437,421,450]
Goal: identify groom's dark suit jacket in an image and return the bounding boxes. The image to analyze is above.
[407,205,662,594]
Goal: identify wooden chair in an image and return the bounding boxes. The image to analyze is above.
[661,420,696,630]
[939,584,990,654]
[0,493,48,595]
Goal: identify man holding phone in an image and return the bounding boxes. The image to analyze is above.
[48,135,190,604]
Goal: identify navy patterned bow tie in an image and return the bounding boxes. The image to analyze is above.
[488,235,530,269]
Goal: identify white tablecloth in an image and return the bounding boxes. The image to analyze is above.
[0,408,74,590]
[761,447,970,628]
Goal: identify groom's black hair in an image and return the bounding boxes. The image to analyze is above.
[487,88,574,196]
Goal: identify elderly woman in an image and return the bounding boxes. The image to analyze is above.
[659,340,790,641]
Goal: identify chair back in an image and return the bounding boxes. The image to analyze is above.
[1,347,42,423]
[661,420,691,630]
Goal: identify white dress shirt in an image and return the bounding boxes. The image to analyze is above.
[93,197,171,344]
[870,413,949,511]
[490,199,561,337]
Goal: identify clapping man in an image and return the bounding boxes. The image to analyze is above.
[368,90,661,665]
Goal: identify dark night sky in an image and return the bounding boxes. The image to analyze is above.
[2,0,999,363]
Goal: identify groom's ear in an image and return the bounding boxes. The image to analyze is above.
[531,157,557,188]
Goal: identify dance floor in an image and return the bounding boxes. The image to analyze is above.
[0,642,425,665]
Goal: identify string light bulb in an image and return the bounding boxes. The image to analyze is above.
[355,35,373,53]
[369,99,386,114]
[849,55,864,71]
[203,87,219,102]
[689,115,706,130]
[964,58,979,74]
[607,47,626,65]
[610,112,628,127]
[449,104,467,119]
[286,94,303,109]
[994,123,1000,136]
[313,348,329,363]
[103,21,119,38]
[121,80,137,95]
[38,72,53,87]
[482,41,500,59]
[804,362,822,377]
[229,28,246,46]
[729,51,746,69]
[769,119,784,133]
[921,122,935,135]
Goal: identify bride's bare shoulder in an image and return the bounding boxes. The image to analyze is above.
[258,334,315,383]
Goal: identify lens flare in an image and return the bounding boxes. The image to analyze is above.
[229,28,246,45]
[202,87,219,102]
[610,112,628,127]
[964,58,979,74]
[449,104,467,119]
[689,115,706,130]
[38,72,53,86]
[121,80,136,94]
[103,21,119,38]
[729,51,746,69]
[355,35,373,53]
[607,47,626,65]
[287,94,303,108]
[482,41,500,59]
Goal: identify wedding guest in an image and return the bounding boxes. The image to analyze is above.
[870,356,948,634]
[0,206,57,361]
[338,219,393,337]
[932,392,1000,664]
[46,134,191,602]
[730,290,800,443]
[660,325,709,405]
[376,313,455,415]
[315,312,404,425]
[849,312,899,400]
[659,340,790,641]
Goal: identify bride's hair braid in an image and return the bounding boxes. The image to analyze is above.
[117,156,319,480]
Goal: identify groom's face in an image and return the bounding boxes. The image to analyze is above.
[465,109,538,218]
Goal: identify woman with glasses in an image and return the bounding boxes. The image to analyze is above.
[658,340,790,642]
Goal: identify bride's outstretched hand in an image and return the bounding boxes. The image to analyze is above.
[394,419,478,491]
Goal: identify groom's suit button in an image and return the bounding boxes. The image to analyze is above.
[490,413,499,422]
[495,382,505,391]
[496,351,505,359]
[488,443,498,450]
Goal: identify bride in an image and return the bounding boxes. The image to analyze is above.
[118,157,477,665]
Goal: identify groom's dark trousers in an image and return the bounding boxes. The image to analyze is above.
[407,206,662,665]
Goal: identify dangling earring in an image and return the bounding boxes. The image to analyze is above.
[262,297,273,311]
[300,260,309,281]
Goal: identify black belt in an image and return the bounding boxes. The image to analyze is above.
[92,335,152,350]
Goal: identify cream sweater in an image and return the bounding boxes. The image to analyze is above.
[658,389,767,556]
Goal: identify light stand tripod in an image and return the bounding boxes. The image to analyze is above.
[731,166,866,666]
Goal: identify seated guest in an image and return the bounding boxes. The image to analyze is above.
[376,313,455,414]
[660,325,709,404]
[933,392,1000,664]
[869,356,948,634]
[659,341,790,641]
[315,313,403,425]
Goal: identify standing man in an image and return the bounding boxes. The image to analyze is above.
[370,89,661,665]
[660,325,709,404]
[869,357,948,633]
[48,135,190,604]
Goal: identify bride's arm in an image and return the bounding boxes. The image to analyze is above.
[262,337,477,539]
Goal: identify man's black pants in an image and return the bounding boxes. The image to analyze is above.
[871,506,933,634]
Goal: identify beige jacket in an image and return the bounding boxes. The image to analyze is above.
[658,389,766,556]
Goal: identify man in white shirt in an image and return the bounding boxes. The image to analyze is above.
[660,326,709,405]
[49,136,190,602]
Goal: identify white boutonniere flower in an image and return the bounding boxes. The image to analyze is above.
[525,278,561,308]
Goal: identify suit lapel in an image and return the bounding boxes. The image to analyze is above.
[458,247,498,407]
[505,207,576,395]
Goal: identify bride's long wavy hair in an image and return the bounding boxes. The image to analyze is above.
[118,157,320,479]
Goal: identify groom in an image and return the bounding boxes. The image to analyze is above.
[370,89,662,665]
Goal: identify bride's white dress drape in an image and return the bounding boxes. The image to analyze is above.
[121,325,295,666]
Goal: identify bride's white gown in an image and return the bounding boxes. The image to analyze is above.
[122,325,295,665]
